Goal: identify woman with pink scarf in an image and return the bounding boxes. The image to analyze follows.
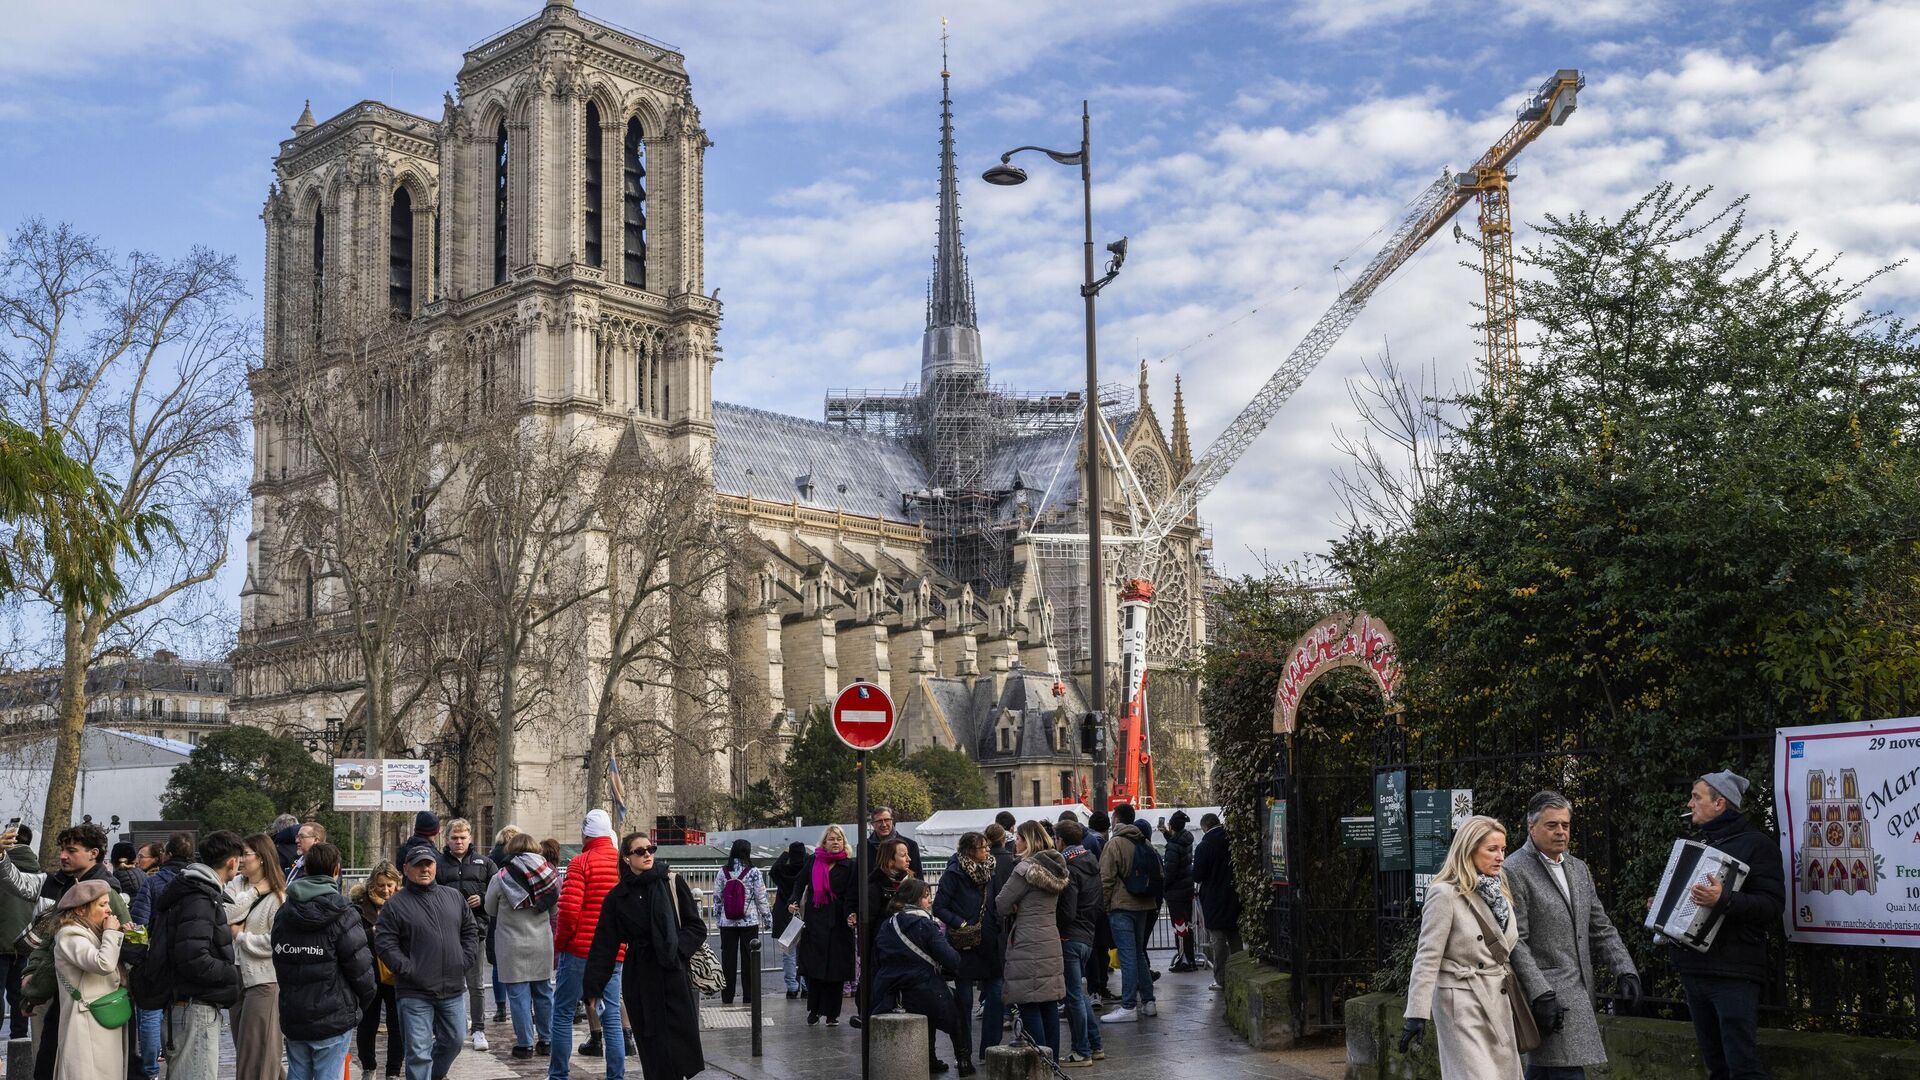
[788,825,858,1026]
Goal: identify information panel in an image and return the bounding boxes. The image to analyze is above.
[1775,718,1920,948]
[1374,770,1411,872]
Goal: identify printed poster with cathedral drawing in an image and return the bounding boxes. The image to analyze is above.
[1775,718,1920,948]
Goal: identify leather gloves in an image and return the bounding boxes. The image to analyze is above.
[1397,1017,1426,1054]
[1617,973,1643,1006]
[1531,991,1568,1033]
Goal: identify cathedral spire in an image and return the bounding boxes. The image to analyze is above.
[921,20,984,384]
[1171,373,1193,474]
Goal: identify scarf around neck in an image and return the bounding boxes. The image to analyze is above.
[630,864,681,969]
[810,847,848,907]
[957,852,995,885]
[1475,873,1510,931]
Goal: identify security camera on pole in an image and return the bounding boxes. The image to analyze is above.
[831,679,897,1080]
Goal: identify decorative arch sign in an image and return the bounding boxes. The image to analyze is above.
[1273,611,1403,734]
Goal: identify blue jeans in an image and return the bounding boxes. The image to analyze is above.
[1680,974,1769,1080]
[1061,940,1102,1056]
[1017,1001,1059,1061]
[781,945,802,992]
[951,977,1004,1061]
[1109,909,1156,1008]
[396,993,466,1080]
[548,951,624,1080]
[286,1029,355,1080]
[503,979,554,1050]
[135,1006,163,1078]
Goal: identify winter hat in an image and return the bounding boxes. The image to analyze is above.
[582,809,613,840]
[111,842,138,865]
[57,878,109,910]
[1699,770,1750,810]
[787,841,806,859]
[1167,810,1190,834]
[413,811,440,838]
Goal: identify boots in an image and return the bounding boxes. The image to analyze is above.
[577,1035,603,1057]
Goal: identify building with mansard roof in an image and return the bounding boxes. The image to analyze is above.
[232,1,1212,838]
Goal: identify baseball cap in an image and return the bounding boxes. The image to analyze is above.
[405,847,439,866]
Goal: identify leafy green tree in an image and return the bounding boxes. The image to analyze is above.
[832,767,934,824]
[903,746,987,811]
[162,727,345,842]
[1314,184,1920,1012]
[780,706,905,825]
[730,778,785,829]
[199,790,279,837]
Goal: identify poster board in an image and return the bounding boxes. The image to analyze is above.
[1412,789,1474,903]
[1374,770,1411,872]
[1267,798,1290,885]
[330,757,433,813]
[1775,718,1920,948]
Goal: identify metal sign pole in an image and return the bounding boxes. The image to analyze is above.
[856,747,870,1079]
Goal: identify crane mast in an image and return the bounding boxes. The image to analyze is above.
[1083,69,1582,810]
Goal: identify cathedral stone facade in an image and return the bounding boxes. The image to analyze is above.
[232,1,1213,837]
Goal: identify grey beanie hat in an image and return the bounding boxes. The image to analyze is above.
[1699,770,1750,810]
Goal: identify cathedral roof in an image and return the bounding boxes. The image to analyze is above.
[982,411,1139,522]
[712,401,931,524]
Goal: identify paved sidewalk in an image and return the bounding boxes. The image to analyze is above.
[435,966,1338,1080]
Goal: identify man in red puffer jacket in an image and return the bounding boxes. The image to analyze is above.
[548,809,626,1080]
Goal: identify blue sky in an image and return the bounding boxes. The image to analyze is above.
[5,0,1917,631]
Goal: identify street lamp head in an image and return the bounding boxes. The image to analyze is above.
[982,162,1028,186]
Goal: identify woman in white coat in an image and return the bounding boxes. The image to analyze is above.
[227,832,288,1080]
[1400,815,1524,1080]
[52,878,126,1080]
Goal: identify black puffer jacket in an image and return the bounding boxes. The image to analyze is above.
[273,876,377,1039]
[1161,827,1195,900]
[374,878,479,999]
[1058,844,1102,945]
[436,846,494,931]
[769,847,806,936]
[153,863,242,1007]
[1668,809,1785,985]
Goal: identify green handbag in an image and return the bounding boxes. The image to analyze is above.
[58,968,132,1030]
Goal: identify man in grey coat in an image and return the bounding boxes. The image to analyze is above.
[1507,791,1641,1080]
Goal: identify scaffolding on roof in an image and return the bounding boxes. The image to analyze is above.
[819,371,1132,598]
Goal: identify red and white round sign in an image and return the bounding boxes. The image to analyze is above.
[831,681,897,752]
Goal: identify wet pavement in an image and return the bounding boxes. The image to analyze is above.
[434,965,1342,1080]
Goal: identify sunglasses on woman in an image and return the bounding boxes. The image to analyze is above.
[626,845,655,857]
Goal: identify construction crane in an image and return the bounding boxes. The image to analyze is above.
[1032,69,1583,810]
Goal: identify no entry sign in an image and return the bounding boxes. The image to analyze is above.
[832,681,897,751]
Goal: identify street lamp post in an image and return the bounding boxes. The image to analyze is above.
[985,100,1127,809]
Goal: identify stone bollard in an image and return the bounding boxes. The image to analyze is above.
[7,1037,32,1079]
[981,1043,1047,1080]
[869,1010,931,1080]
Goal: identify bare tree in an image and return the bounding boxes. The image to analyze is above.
[257,312,470,779]
[0,220,249,853]
[456,415,607,818]
[1330,345,1455,536]
[581,445,739,816]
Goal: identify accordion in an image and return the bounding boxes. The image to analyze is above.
[1645,839,1750,953]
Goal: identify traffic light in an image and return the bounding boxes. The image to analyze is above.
[1080,711,1104,754]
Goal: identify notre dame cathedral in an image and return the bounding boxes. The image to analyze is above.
[232,0,1214,839]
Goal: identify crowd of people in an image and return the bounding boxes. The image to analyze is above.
[777,803,1244,1075]
[0,807,712,1080]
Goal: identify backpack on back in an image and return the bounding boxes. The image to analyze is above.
[127,903,175,1010]
[1122,838,1166,901]
[720,867,748,921]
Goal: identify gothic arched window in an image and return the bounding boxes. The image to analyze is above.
[494,123,509,285]
[622,118,646,288]
[584,102,603,268]
[310,205,325,342]
[389,187,413,317]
